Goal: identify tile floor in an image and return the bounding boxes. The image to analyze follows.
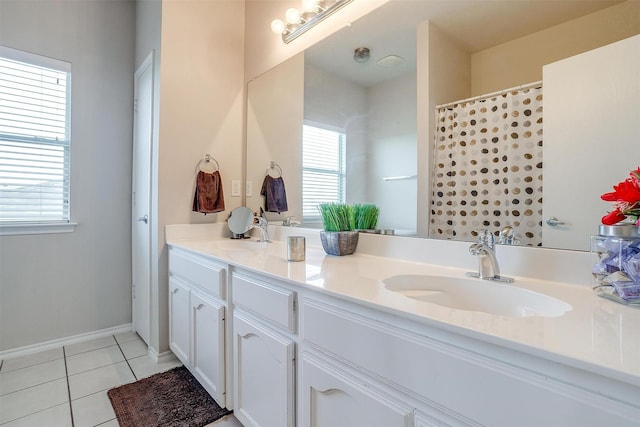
[0,332,242,427]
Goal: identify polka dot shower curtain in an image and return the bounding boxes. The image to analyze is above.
[429,86,543,246]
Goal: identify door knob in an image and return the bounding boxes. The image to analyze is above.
[546,217,565,227]
[137,214,149,224]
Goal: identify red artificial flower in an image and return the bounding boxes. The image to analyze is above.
[601,166,640,225]
[601,177,640,204]
[602,208,627,225]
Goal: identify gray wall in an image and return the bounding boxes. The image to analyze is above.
[0,0,135,350]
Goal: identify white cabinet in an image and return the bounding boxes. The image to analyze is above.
[302,296,640,427]
[168,277,190,364]
[232,272,296,427]
[168,248,228,408]
[191,290,225,404]
[167,242,640,427]
[233,312,295,427]
[300,353,413,427]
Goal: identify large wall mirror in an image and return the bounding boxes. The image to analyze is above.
[246,0,640,251]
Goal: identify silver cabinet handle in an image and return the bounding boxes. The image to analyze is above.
[137,214,148,224]
[546,217,565,227]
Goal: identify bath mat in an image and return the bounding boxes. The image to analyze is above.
[107,366,231,427]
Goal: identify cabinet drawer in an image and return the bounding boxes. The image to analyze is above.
[169,249,225,299]
[232,274,295,332]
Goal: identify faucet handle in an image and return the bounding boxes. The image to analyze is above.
[477,229,495,248]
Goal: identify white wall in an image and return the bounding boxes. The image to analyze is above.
[0,0,135,350]
[154,0,245,353]
[246,53,305,221]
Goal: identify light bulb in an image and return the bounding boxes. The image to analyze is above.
[285,8,300,24]
[271,19,285,34]
[302,0,319,12]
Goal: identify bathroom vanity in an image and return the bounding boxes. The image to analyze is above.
[166,224,640,427]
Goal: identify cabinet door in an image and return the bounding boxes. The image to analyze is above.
[301,355,413,427]
[233,312,295,427]
[191,291,226,407]
[169,277,191,365]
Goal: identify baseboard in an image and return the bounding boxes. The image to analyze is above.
[0,323,133,360]
[148,347,176,363]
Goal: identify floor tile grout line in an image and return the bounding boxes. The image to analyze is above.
[94,418,118,426]
[0,355,65,376]
[66,341,119,358]
[62,346,76,427]
[114,335,138,382]
[0,374,67,397]
[0,402,70,426]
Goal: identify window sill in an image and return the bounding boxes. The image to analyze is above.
[0,222,78,236]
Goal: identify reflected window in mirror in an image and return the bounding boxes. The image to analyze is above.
[302,122,346,223]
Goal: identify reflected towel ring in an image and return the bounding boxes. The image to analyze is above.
[196,154,220,173]
[266,161,282,178]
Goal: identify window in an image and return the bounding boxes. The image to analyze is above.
[302,122,346,223]
[0,46,72,231]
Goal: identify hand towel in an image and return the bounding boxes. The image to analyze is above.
[260,175,288,213]
[193,170,225,214]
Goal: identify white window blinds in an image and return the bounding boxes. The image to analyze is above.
[0,47,71,224]
[302,123,346,222]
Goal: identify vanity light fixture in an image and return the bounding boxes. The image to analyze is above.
[271,0,353,44]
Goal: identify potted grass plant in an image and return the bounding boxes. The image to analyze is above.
[354,203,379,232]
[318,203,359,256]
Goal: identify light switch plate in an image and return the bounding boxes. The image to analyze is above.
[231,180,241,197]
[246,181,253,197]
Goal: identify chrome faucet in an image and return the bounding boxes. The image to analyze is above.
[282,216,301,227]
[251,216,271,243]
[466,230,513,283]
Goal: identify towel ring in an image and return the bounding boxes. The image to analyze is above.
[266,161,282,178]
[196,154,220,173]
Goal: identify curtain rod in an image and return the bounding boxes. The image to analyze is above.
[435,80,542,110]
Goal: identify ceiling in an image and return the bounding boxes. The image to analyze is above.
[304,0,624,87]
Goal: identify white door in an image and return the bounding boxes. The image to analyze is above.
[132,52,154,344]
[543,35,640,250]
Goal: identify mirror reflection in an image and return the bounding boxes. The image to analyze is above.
[246,0,640,251]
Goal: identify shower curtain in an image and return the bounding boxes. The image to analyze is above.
[429,86,543,246]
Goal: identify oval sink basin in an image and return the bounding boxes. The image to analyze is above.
[383,275,571,317]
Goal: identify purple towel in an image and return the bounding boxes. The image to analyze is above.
[260,175,288,213]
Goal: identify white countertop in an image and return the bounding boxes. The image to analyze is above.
[166,227,640,388]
